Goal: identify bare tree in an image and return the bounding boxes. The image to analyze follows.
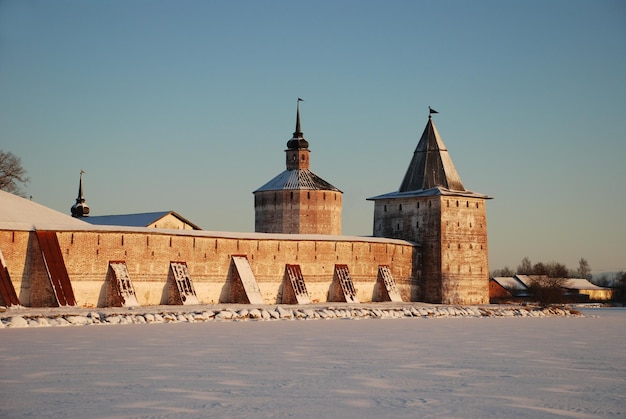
[545,261,569,278]
[491,266,514,277]
[0,150,29,196]
[613,272,626,303]
[527,276,570,307]
[517,257,533,275]
[576,258,592,280]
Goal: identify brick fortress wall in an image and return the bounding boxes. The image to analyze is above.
[0,228,418,308]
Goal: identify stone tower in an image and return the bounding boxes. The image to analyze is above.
[70,170,90,218]
[254,99,342,235]
[368,112,491,304]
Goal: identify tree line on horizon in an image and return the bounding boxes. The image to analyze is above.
[491,256,594,280]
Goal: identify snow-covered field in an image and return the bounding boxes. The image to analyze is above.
[1,308,624,418]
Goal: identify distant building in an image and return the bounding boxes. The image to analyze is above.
[86,211,201,230]
[368,112,492,304]
[490,275,614,303]
[253,100,342,235]
[562,278,614,302]
[69,170,201,230]
[490,276,531,302]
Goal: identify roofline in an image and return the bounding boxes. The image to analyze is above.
[0,224,418,246]
[85,210,203,230]
[367,187,492,201]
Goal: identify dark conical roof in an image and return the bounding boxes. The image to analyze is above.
[399,116,465,192]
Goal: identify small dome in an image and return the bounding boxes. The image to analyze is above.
[287,135,309,149]
[71,202,90,217]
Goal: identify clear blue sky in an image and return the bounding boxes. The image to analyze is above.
[1,0,625,275]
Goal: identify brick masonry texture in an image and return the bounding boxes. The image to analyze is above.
[0,230,417,308]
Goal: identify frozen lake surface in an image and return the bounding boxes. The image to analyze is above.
[1,308,625,418]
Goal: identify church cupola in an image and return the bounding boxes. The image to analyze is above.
[286,98,310,170]
[71,170,90,218]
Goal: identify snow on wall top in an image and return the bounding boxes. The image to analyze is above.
[0,190,415,246]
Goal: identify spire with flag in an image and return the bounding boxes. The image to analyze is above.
[428,106,438,118]
[294,98,304,137]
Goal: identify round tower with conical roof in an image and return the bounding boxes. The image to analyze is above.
[254,99,342,235]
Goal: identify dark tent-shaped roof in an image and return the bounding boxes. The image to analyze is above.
[368,115,491,201]
[399,116,465,192]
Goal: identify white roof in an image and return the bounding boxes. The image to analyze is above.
[492,277,528,291]
[563,278,610,290]
[368,187,492,201]
[0,190,90,230]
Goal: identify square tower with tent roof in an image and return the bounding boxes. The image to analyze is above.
[368,109,492,304]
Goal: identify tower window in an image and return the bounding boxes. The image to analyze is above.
[417,202,420,209]
[307,191,310,199]
[399,204,402,211]
[456,200,459,207]
[466,201,469,207]
[384,205,387,212]
[290,191,293,200]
